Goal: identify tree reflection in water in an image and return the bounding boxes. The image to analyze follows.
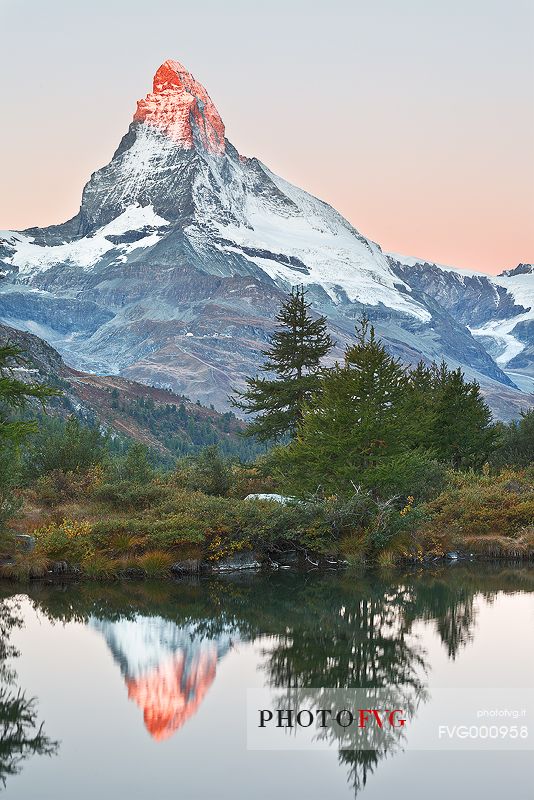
[262,584,429,795]
[0,594,58,789]
[17,564,534,796]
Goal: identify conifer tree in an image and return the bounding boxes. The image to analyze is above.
[232,286,334,441]
[402,360,495,468]
[0,343,59,530]
[491,409,534,468]
[428,361,495,469]
[122,442,154,484]
[23,416,107,477]
[401,361,436,449]
[0,344,57,448]
[272,317,407,494]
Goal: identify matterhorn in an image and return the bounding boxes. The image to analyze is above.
[0,60,532,417]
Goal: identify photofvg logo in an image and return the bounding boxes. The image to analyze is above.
[246,688,534,751]
[259,707,406,730]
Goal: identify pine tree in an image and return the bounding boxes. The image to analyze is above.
[122,442,154,484]
[402,359,495,468]
[232,286,334,441]
[272,317,408,495]
[23,416,107,477]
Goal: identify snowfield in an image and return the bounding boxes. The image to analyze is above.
[3,204,170,273]
[187,158,432,321]
[387,251,488,280]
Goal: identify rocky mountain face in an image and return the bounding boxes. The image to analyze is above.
[0,59,532,419]
[0,322,257,461]
[389,256,534,395]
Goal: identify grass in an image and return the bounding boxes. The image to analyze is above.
[0,551,49,581]
[136,550,174,577]
[460,528,534,559]
[80,554,120,580]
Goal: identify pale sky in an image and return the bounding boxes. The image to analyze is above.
[1,0,533,273]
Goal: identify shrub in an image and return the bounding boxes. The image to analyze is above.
[23,416,108,478]
[419,469,534,554]
[33,466,104,507]
[174,446,233,496]
[491,409,534,469]
[0,443,22,532]
[365,496,428,556]
[89,509,208,553]
[227,462,276,499]
[92,479,167,510]
[0,551,49,581]
[34,518,93,562]
[112,443,155,484]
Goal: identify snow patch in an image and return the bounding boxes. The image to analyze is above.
[493,270,534,312]
[6,204,170,274]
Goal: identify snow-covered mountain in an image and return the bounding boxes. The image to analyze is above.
[0,59,531,417]
[389,255,534,395]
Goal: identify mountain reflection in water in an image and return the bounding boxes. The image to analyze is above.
[90,615,235,740]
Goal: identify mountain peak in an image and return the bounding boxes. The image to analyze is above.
[499,263,534,278]
[133,59,225,155]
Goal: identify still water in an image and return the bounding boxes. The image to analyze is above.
[1,565,533,799]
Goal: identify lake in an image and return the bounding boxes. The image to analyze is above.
[1,564,533,799]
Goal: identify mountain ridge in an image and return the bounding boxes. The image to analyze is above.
[0,322,259,461]
[388,253,534,395]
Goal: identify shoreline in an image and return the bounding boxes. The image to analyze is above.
[2,549,534,585]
